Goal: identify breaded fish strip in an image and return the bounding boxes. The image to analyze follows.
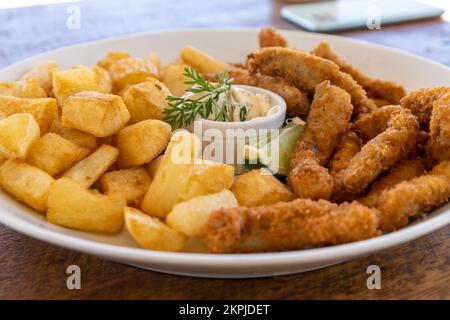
[290,81,353,167]
[288,146,334,200]
[352,105,403,142]
[359,157,426,208]
[227,68,310,117]
[377,160,450,232]
[400,87,450,130]
[329,132,362,176]
[335,109,419,195]
[246,47,377,115]
[258,27,288,48]
[288,81,353,200]
[426,93,450,163]
[313,42,406,104]
[202,199,380,253]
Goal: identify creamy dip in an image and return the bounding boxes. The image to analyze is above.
[184,85,279,122]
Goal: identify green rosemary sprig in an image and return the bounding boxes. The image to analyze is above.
[163,67,247,129]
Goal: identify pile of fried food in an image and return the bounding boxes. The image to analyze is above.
[0,27,449,254]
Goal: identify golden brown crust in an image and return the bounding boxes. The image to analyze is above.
[203,199,380,253]
[288,148,334,200]
[377,160,450,232]
[426,93,450,163]
[352,105,403,142]
[312,41,406,104]
[358,157,426,208]
[329,131,362,176]
[246,47,377,116]
[258,27,288,48]
[288,81,352,200]
[335,109,419,195]
[290,81,353,167]
[400,87,450,130]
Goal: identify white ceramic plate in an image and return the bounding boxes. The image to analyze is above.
[0,29,449,278]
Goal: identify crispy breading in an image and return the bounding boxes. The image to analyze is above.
[400,87,450,130]
[359,157,426,208]
[426,93,450,163]
[352,105,403,142]
[288,146,334,200]
[202,199,380,253]
[377,160,450,232]
[288,81,352,200]
[371,98,391,108]
[335,109,419,195]
[290,81,353,167]
[246,47,377,116]
[226,68,310,117]
[258,27,288,48]
[329,132,362,176]
[313,41,406,104]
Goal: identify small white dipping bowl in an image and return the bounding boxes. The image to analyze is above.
[187,85,287,173]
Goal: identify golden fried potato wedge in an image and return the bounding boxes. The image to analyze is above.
[0,78,46,98]
[100,167,151,207]
[141,149,234,217]
[121,78,171,123]
[0,113,40,159]
[124,206,186,252]
[159,63,192,97]
[108,57,158,91]
[63,144,119,188]
[0,159,54,212]
[115,119,171,168]
[47,178,125,232]
[52,66,111,105]
[61,91,130,137]
[21,60,59,94]
[148,52,161,71]
[146,155,163,179]
[178,160,235,202]
[49,113,99,151]
[230,168,294,207]
[0,154,6,166]
[166,189,238,237]
[180,46,230,74]
[0,81,22,97]
[91,66,113,94]
[26,133,89,176]
[0,95,57,134]
[58,128,99,152]
[97,51,130,71]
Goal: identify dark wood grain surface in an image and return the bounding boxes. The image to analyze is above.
[0,0,449,299]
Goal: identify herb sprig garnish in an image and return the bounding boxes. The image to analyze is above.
[163,67,247,129]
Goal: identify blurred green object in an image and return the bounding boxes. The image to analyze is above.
[243,117,305,177]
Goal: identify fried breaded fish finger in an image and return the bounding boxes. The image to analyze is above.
[426,93,450,163]
[290,81,353,166]
[377,160,450,232]
[352,105,403,142]
[288,81,352,199]
[203,199,380,253]
[227,68,310,117]
[400,87,450,130]
[359,157,426,208]
[313,42,406,104]
[329,132,362,176]
[258,27,288,48]
[288,146,334,200]
[246,47,377,115]
[335,109,419,195]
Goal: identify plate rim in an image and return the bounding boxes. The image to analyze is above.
[0,28,449,269]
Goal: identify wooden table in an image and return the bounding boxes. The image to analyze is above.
[0,0,449,299]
